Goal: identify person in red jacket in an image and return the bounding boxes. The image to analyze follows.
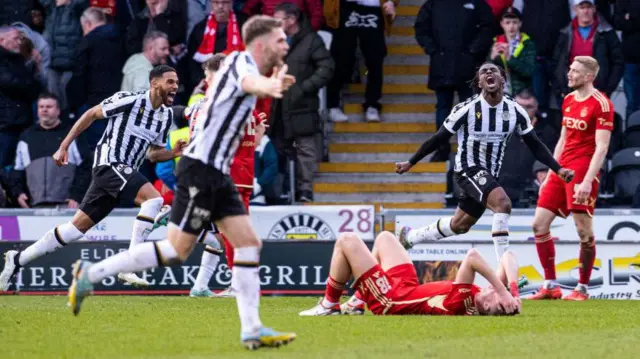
[243,0,323,31]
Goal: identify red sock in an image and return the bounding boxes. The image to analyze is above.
[509,281,519,297]
[535,233,556,280]
[579,237,596,285]
[324,276,345,304]
[222,234,234,270]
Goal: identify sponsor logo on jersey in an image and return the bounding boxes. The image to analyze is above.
[564,117,588,131]
[472,170,488,185]
[267,213,335,240]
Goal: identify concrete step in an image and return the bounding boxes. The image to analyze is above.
[388,45,423,55]
[314,192,445,203]
[343,103,434,115]
[347,83,431,95]
[398,0,426,7]
[345,113,436,122]
[306,202,445,210]
[384,55,429,66]
[328,152,435,163]
[376,74,428,84]
[386,35,419,46]
[316,172,445,183]
[379,65,429,75]
[344,93,435,104]
[329,143,423,153]
[314,182,447,193]
[396,5,420,16]
[390,26,415,37]
[394,16,417,28]
[329,133,431,144]
[332,122,436,133]
[318,162,446,173]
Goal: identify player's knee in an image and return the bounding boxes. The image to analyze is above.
[337,232,362,251]
[532,219,550,237]
[451,218,472,234]
[466,248,480,260]
[495,194,512,214]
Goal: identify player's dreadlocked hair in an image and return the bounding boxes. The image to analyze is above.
[469,62,507,94]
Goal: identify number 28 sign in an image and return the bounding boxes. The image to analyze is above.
[255,205,376,241]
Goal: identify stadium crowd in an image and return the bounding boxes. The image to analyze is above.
[0,0,639,209]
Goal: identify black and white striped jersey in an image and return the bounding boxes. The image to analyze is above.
[443,94,533,178]
[184,51,258,174]
[94,91,173,170]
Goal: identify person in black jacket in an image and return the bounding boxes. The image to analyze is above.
[414,0,494,162]
[67,7,125,149]
[521,0,571,109]
[614,0,640,118]
[272,2,334,202]
[551,0,623,102]
[0,27,42,167]
[9,93,91,208]
[0,0,37,27]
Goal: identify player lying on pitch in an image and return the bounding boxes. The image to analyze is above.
[300,231,521,316]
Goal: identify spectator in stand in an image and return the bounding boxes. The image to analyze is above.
[272,2,334,202]
[186,0,211,39]
[121,30,169,92]
[89,0,146,36]
[488,7,536,96]
[67,7,126,149]
[614,0,640,119]
[13,21,51,87]
[551,0,623,101]
[186,0,247,95]
[40,0,88,111]
[251,118,278,206]
[415,0,494,162]
[30,2,47,33]
[244,0,323,31]
[0,0,37,27]
[521,0,571,109]
[9,93,90,208]
[325,0,397,123]
[126,0,186,56]
[500,89,557,206]
[0,27,42,168]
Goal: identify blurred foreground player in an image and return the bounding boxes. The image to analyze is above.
[530,56,614,301]
[0,66,184,291]
[299,231,521,316]
[65,15,297,350]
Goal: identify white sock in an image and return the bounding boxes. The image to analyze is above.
[232,246,263,334]
[576,283,588,292]
[19,222,84,266]
[347,295,366,307]
[129,197,164,249]
[88,240,178,283]
[198,230,219,246]
[193,240,222,291]
[407,216,456,246]
[543,280,557,289]
[492,213,510,262]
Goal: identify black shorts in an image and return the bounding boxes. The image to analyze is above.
[79,164,149,223]
[454,166,501,218]
[170,157,246,235]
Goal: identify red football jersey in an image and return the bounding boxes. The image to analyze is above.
[560,90,614,165]
[187,97,270,187]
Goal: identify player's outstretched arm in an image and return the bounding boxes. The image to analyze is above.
[521,131,574,182]
[496,251,520,297]
[53,105,105,166]
[147,141,186,163]
[552,127,567,161]
[396,126,453,173]
[241,65,293,99]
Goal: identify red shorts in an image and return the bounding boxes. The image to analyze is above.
[355,264,480,316]
[537,161,599,217]
[237,186,252,212]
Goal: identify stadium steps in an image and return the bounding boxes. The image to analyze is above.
[314,5,448,209]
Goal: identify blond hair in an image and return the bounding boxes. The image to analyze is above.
[573,56,600,77]
[242,15,283,46]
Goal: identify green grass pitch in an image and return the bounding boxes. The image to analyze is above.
[1,296,639,358]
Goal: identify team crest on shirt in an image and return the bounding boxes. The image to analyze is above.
[476,112,481,119]
[580,107,589,117]
[565,106,571,112]
[502,112,510,121]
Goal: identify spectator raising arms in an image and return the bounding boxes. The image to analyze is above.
[614,0,640,118]
[41,0,87,111]
[272,2,334,202]
[0,27,42,168]
[488,7,536,96]
[551,0,623,99]
[121,31,170,92]
[244,0,323,31]
[9,94,91,209]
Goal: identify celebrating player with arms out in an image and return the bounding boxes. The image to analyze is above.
[395,62,574,262]
[530,56,614,301]
[300,231,521,316]
[66,15,296,350]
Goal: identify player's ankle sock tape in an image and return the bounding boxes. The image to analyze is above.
[138,197,164,222]
[408,216,455,244]
[233,247,260,267]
